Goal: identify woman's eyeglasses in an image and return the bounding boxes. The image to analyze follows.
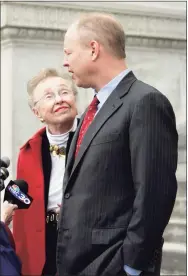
[34,90,72,106]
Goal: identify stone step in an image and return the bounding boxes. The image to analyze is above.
[171,196,186,219]
[176,180,186,198]
[178,129,186,152]
[161,244,186,275]
[178,148,186,164]
[163,218,186,243]
[163,241,186,254]
[159,150,186,275]
[176,163,186,182]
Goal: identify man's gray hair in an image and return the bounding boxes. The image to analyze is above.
[74,13,126,59]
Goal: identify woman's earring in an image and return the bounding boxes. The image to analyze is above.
[40,117,44,123]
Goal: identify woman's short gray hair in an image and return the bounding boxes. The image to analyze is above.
[27,68,78,108]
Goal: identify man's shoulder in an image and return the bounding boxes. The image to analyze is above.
[126,78,169,105]
[131,79,159,96]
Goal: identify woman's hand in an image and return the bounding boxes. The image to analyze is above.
[1,201,18,226]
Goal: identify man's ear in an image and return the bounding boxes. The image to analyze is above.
[90,40,100,61]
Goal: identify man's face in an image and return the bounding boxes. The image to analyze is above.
[32,76,77,126]
[63,28,94,88]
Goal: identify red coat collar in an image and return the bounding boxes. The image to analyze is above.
[20,127,46,150]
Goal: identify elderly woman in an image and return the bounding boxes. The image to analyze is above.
[13,68,78,276]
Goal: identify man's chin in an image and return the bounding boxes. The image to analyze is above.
[76,81,91,89]
[72,76,87,87]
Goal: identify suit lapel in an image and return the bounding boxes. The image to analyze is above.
[71,93,122,176]
[64,71,137,191]
[65,131,74,166]
[65,118,80,167]
[64,114,86,180]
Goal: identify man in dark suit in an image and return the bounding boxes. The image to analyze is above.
[57,13,178,276]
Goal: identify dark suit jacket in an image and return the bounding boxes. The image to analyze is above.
[13,125,77,276]
[57,72,178,276]
[0,222,21,276]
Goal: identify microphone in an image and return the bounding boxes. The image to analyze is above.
[0,167,9,192]
[0,179,5,192]
[0,167,9,181]
[4,179,33,209]
[0,156,10,168]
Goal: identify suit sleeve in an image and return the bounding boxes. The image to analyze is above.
[123,91,178,270]
[0,222,22,275]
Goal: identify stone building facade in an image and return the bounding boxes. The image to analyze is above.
[1,1,186,275]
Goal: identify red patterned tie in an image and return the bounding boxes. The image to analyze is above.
[75,96,99,157]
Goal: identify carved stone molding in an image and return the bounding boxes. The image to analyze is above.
[1,27,64,42]
[1,26,186,50]
[126,36,185,50]
[1,1,186,41]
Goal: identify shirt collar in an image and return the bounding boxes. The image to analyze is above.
[95,68,131,106]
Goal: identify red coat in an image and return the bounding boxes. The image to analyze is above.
[13,128,46,275]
